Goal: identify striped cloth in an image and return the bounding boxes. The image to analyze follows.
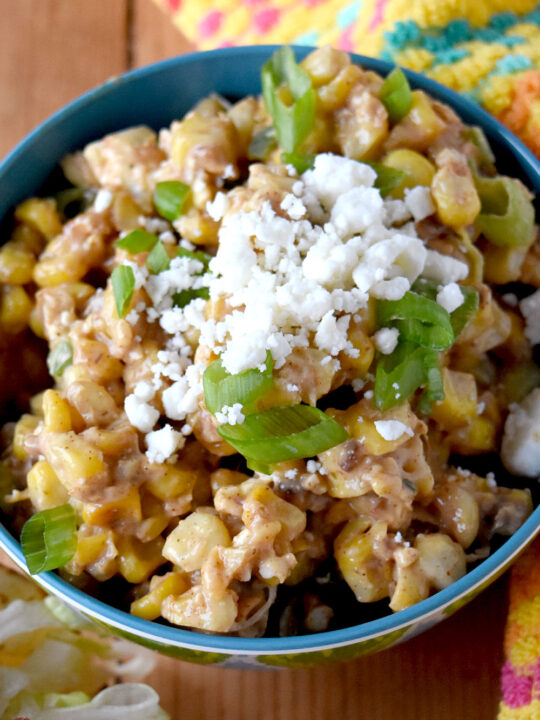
[153,0,540,715]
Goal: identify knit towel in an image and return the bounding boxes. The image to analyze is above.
[154,1,539,715]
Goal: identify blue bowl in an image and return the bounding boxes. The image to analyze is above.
[1,47,539,669]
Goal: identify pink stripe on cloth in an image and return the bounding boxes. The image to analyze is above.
[501,661,534,709]
[198,10,223,38]
[253,7,281,33]
[368,0,390,30]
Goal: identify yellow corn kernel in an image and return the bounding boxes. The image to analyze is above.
[335,519,392,602]
[82,486,142,526]
[64,282,95,307]
[42,389,72,433]
[146,464,196,502]
[10,223,45,254]
[131,572,190,621]
[73,338,124,381]
[210,468,248,496]
[336,90,389,161]
[451,415,496,455]
[30,392,45,416]
[301,46,350,87]
[301,115,335,156]
[116,535,164,584]
[28,306,45,338]
[45,433,106,492]
[338,399,419,456]
[27,460,69,511]
[386,91,445,152]
[136,515,169,543]
[389,558,429,612]
[339,324,375,378]
[163,510,231,572]
[66,381,118,428]
[435,484,480,548]
[382,149,436,198]
[69,529,114,570]
[483,243,529,285]
[430,369,477,429]
[162,585,237,633]
[317,65,364,113]
[111,192,144,231]
[175,209,219,246]
[33,255,87,287]
[244,484,306,544]
[0,285,33,334]
[15,198,62,239]
[0,242,35,284]
[415,533,466,590]
[431,148,481,229]
[12,414,40,460]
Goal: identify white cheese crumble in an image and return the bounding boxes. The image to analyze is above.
[501,389,540,477]
[214,403,245,426]
[206,191,229,222]
[373,327,399,355]
[374,420,414,441]
[145,424,185,464]
[124,394,160,433]
[404,186,435,222]
[422,250,468,284]
[93,188,113,213]
[436,282,465,314]
[520,289,540,345]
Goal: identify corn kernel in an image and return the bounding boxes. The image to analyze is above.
[42,389,72,433]
[27,460,69,511]
[10,223,44,254]
[432,148,481,229]
[146,464,196,502]
[131,572,190,621]
[163,510,231,572]
[335,519,392,602]
[382,148,436,198]
[0,285,33,334]
[301,46,350,87]
[82,485,142,526]
[0,242,35,284]
[116,535,164,584]
[451,416,496,455]
[12,414,40,460]
[15,198,62,239]
[430,369,477,430]
[45,432,106,492]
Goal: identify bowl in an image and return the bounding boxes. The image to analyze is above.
[0,46,539,669]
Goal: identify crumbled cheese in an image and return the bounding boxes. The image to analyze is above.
[486,472,497,489]
[286,383,299,392]
[145,424,185,464]
[422,250,468,284]
[124,394,160,433]
[306,460,322,474]
[280,193,306,220]
[159,230,176,244]
[436,282,465,314]
[374,419,414,441]
[206,191,229,222]
[284,469,298,480]
[501,388,540,477]
[374,327,399,355]
[302,154,377,209]
[93,188,113,213]
[352,378,365,392]
[364,389,374,399]
[502,292,518,307]
[404,186,435,222]
[477,401,485,415]
[215,403,245,426]
[520,289,540,345]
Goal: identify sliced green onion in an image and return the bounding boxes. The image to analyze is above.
[21,504,77,574]
[403,478,417,493]
[449,285,479,337]
[416,358,444,414]
[218,404,349,464]
[463,126,495,166]
[204,351,273,415]
[474,175,535,248]
[146,241,170,274]
[374,342,427,411]
[367,162,407,198]
[153,181,190,222]
[376,292,454,349]
[111,264,135,318]
[115,229,158,254]
[47,340,73,377]
[248,127,277,161]
[281,151,315,174]
[172,287,210,308]
[379,67,413,124]
[177,246,211,273]
[261,46,316,153]
[393,318,453,351]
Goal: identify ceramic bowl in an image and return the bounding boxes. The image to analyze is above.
[0,46,539,669]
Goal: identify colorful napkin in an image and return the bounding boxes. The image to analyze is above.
[154,0,539,714]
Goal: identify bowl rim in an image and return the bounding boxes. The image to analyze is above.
[1,45,539,655]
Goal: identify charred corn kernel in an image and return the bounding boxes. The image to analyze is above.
[483,243,528,284]
[111,192,144,231]
[10,223,45,254]
[28,306,45,338]
[176,209,219,246]
[415,533,466,590]
[382,149,436,198]
[117,535,164,584]
[0,285,32,334]
[339,324,374,378]
[42,389,72,433]
[336,90,389,161]
[82,486,142,526]
[12,414,40,460]
[131,572,190,621]
[244,484,305,543]
[317,64,365,113]
[163,510,231,572]
[210,469,248,496]
[136,515,169,543]
[451,415,496,455]
[301,46,350,87]
[430,369,477,429]
[436,484,479,548]
[432,148,481,229]
[27,460,69,511]
[389,559,429,612]
[0,242,35,284]
[146,464,195,502]
[45,433,106,491]
[15,198,62,240]
[335,519,392,602]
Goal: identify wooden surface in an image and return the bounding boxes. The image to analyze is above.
[0,3,506,718]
